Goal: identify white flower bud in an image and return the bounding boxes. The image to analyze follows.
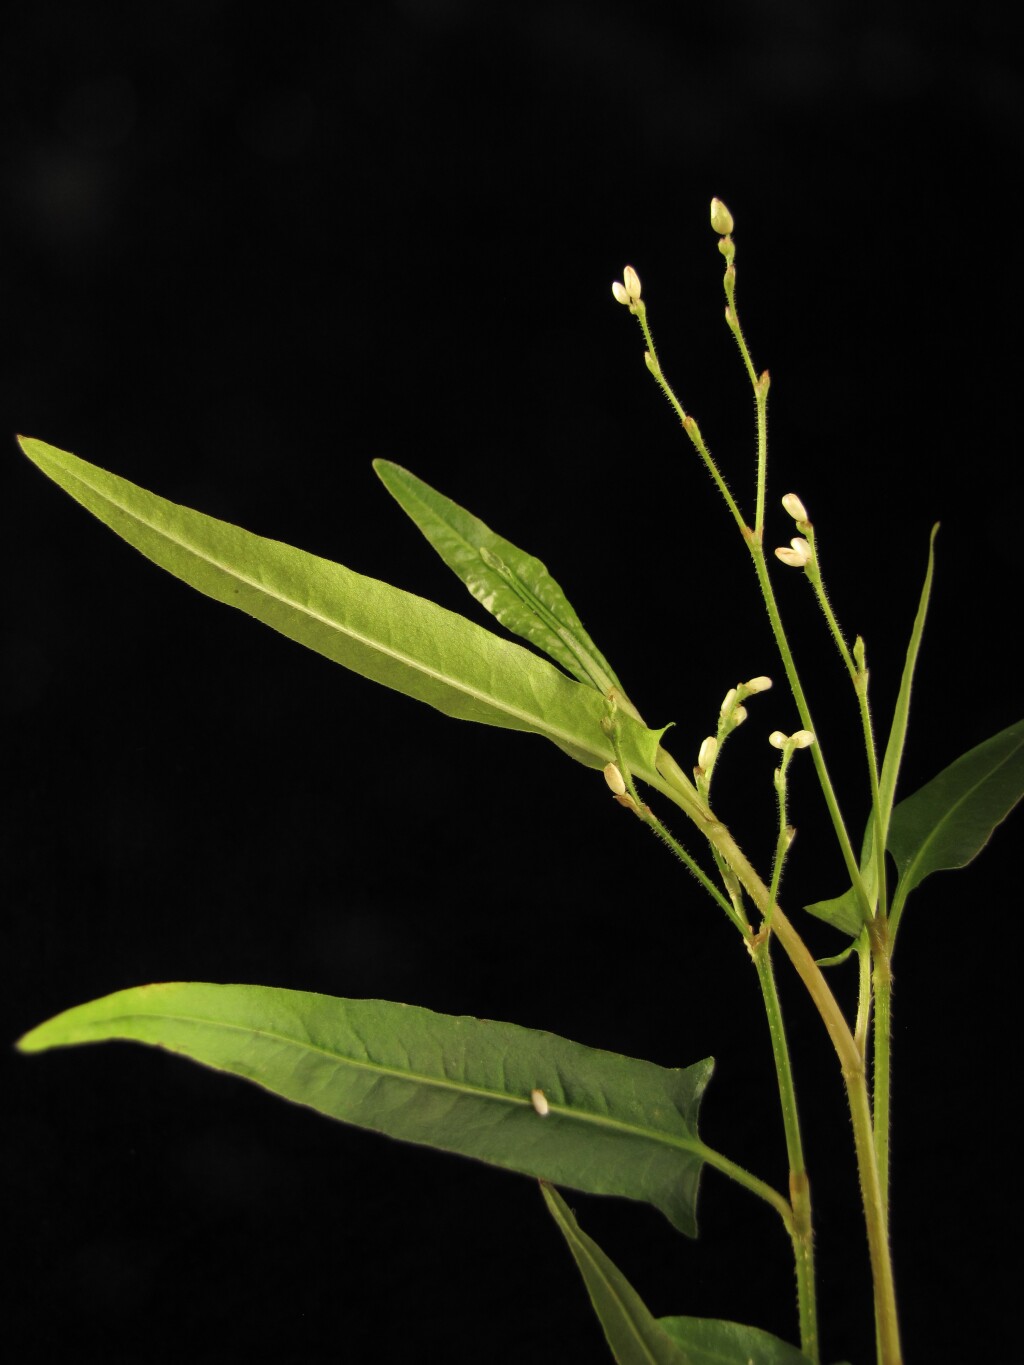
[611,280,631,306]
[769,731,789,749]
[732,705,748,726]
[743,675,773,693]
[710,198,735,236]
[791,730,816,749]
[781,493,808,522]
[774,537,812,568]
[698,736,718,770]
[720,687,738,715]
[622,265,642,301]
[531,1088,550,1117]
[603,762,627,796]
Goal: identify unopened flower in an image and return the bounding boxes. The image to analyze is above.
[612,265,642,306]
[720,687,739,716]
[710,198,735,236]
[744,675,773,693]
[781,493,808,522]
[775,537,812,568]
[731,705,748,726]
[698,736,718,770]
[769,729,816,751]
[603,762,627,796]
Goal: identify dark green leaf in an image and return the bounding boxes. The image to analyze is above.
[19,437,664,777]
[541,1186,811,1365]
[804,531,938,939]
[658,1315,810,1364]
[18,983,714,1235]
[374,459,643,721]
[889,717,1024,922]
[804,819,876,938]
[541,1183,691,1364]
[874,526,938,837]
[803,886,866,940]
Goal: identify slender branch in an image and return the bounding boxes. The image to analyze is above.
[693,1140,795,1232]
[873,967,894,1214]
[607,728,747,934]
[630,302,750,537]
[672,800,902,1362]
[750,939,819,1362]
[747,541,876,927]
[848,1059,902,1362]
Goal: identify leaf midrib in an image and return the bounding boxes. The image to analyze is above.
[97,1007,702,1155]
[899,735,1024,879]
[60,463,620,767]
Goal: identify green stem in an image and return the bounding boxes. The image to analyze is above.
[632,303,749,537]
[750,938,819,1362]
[802,530,857,685]
[665,804,902,1363]
[693,1140,795,1232]
[723,264,759,388]
[854,936,872,1063]
[747,541,875,926]
[754,372,769,538]
[873,966,893,1215]
[719,251,769,535]
[765,753,794,934]
[804,536,890,932]
[610,730,747,934]
[848,1058,902,1363]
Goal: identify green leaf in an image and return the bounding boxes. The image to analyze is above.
[19,437,665,778]
[804,820,876,938]
[805,530,938,940]
[874,526,938,841]
[18,983,714,1236]
[658,1315,811,1364]
[541,1183,691,1364]
[374,459,643,721]
[540,1186,810,1364]
[888,717,1024,937]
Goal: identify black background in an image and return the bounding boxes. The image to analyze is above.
[3,3,1020,1362]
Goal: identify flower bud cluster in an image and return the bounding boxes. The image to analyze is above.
[775,493,814,566]
[768,729,816,751]
[611,265,642,310]
[775,537,812,569]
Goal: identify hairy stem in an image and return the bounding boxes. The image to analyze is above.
[750,940,819,1362]
[664,797,902,1363]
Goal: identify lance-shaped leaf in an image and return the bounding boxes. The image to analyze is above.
[19,437,664,777]
[18,983,714,1236]
[541,1183,692,1365]
[805,531,938,940]
[374,459,643,721]
[888,717,1024,938]
[541,1185,810,1365]
[657,1317,812,1364]
[804,818,877,939]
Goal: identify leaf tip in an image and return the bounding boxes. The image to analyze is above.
[14,1021,50,1054]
